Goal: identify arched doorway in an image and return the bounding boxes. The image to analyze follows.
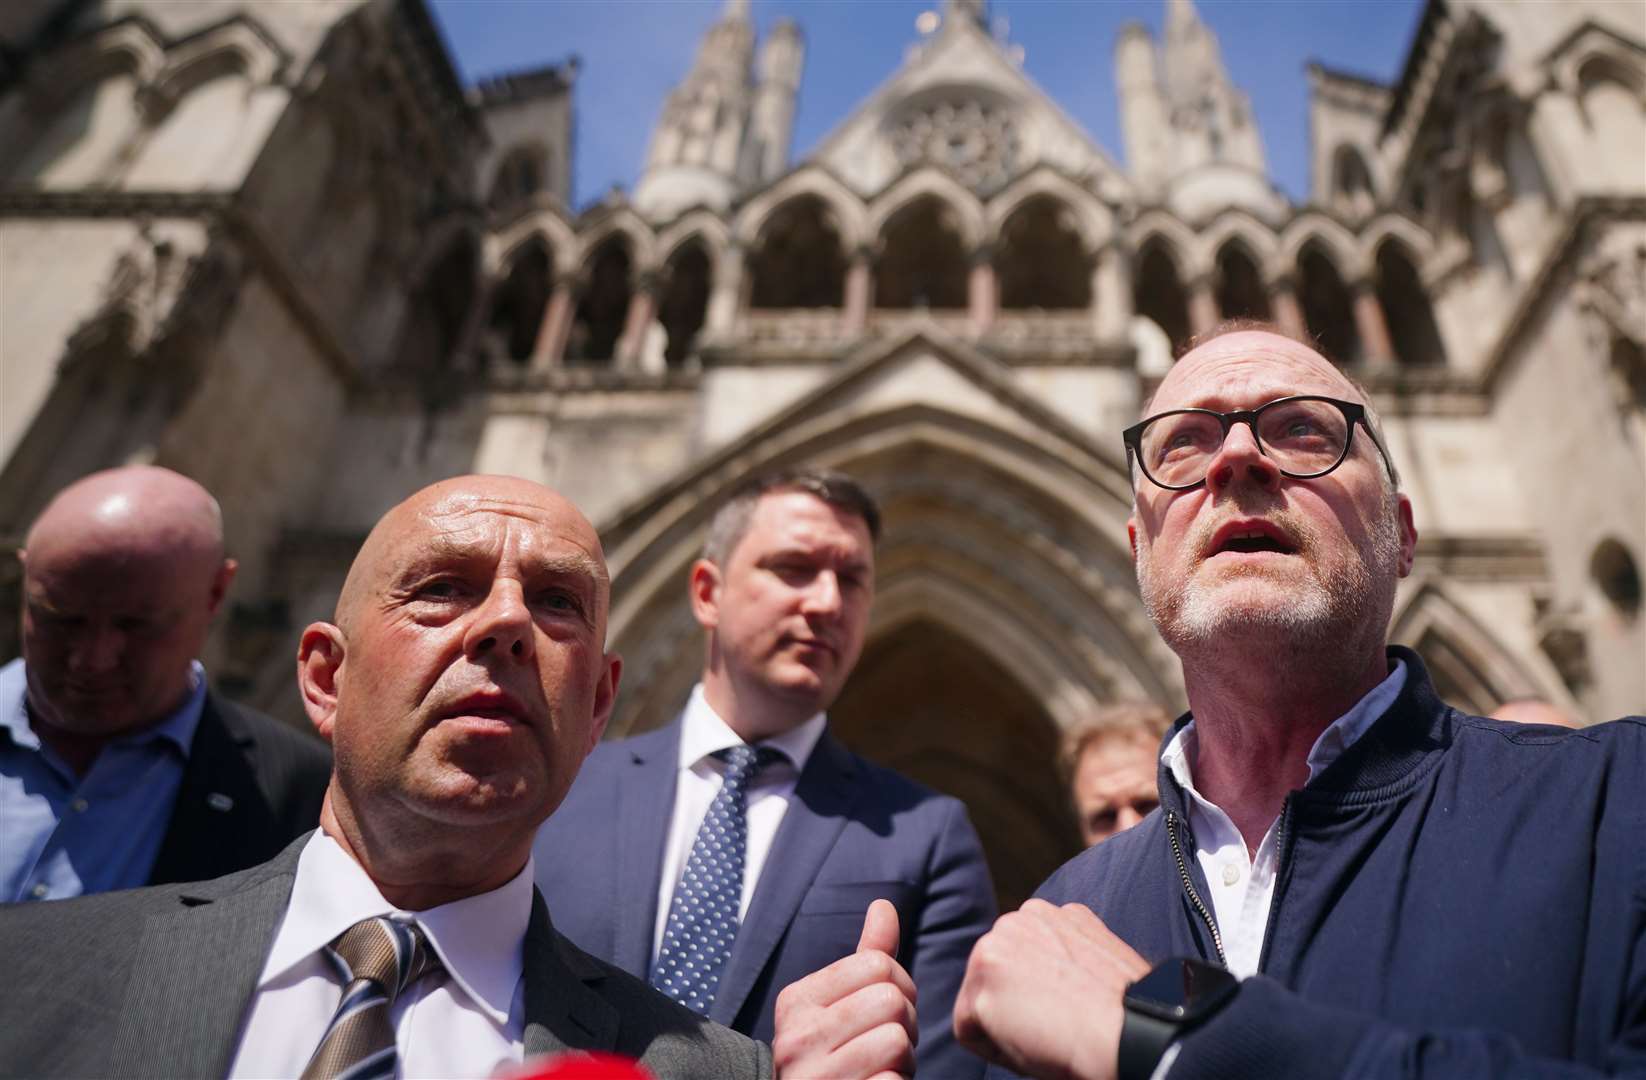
[829,619,1082,912]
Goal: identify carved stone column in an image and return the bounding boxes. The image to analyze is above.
[1093,242,1133,341]
[1188,272,1219,337]
[968,245,997,338]
[1352,278,1395,367]
[705,244,745,336]
[1268,274,1308,342]
[842,247,873,337]
[530,274,578,371]
[616,271,660,370]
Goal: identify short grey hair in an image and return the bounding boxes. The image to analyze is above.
[702,468,882,566]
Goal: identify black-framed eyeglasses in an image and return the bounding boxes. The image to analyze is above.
[1122,395,1400,492]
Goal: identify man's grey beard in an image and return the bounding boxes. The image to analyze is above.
[1136,493,1404,657]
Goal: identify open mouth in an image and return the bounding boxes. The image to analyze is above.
[1209,523,1298,558]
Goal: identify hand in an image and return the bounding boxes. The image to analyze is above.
[953,900,1150,1080]
[773,898,918,1080]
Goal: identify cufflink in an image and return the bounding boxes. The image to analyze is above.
[207,792,235,812]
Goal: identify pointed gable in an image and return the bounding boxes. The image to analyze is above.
[807,11,1130,201]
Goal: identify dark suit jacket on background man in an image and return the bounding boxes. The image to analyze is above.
[536,713,995,1070]
[145,693,329,885]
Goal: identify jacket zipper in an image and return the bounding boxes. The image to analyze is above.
[1166,810,1227,967]
[1255,796,1295,973]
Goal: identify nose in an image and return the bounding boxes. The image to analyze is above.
[1205,419,1280,496]
[464,579,535,663]
[1116,805,1144,832]
[70,625,123,674]
[800,570,843,619]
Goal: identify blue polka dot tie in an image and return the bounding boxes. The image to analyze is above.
[650,744,785,1014]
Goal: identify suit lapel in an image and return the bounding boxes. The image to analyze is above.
[709,732,861,1028]
[612,720,681,978]
[149,694,268,885]
[108,845,302,1077]
[523,891,620,1056]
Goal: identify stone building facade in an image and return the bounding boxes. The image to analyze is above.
[2,0,1642,905]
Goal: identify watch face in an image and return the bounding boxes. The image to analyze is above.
[1127,959,1240,1023]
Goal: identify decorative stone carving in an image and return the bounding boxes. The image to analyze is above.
[890,98,1020,192]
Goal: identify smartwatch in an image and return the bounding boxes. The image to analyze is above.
[1117,958,1240,1080]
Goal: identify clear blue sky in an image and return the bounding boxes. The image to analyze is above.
[429,0,1426,210]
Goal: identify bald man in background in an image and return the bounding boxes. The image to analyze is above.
[1,466,329,903]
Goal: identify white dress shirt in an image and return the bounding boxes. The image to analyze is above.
[652,684,827,961]
[229,831,533,1080]
[1160,659,1407,978]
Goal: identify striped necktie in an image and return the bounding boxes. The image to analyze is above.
[300,916,442,1080]
[650,743,786,1014]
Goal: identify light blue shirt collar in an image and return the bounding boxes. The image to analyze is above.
[0,658,208,761]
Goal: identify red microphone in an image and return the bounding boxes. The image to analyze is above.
[497,1052,657,1080]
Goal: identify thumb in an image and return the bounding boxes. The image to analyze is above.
[856,897,900,957]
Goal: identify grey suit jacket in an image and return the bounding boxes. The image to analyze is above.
[0,834,770,1080]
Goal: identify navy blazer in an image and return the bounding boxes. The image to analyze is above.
[535,716,997,1078]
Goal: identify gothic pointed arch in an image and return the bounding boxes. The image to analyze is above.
[1295,241,1361,364]
[733,166,868,252]
[866,168,987,252]
[995,194,1092,310]
[1133,237,1192,349]
[573,206,656,276]
[874,195,970,309]
[568,233,633,365]
[986,168,1112,252]
[485,237,553,365]
[658,239,713,367]
[490,210,578,279]
[1391,579,1565,715]
[747,194,848,309]
[1375,239,1446,366]
[1212,239,1272,321]
[655,210,732,271]
[1277,212,1362,279]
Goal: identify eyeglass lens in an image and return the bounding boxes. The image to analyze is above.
[1138,399,1351,487]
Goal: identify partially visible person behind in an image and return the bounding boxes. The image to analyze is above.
[1,466,329,903]
[1060,703,1174,847]
[1490,697,1582,729]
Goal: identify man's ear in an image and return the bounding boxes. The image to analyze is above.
[206,558,239,617]
[587,653,623,755]
[1127,518,1139,564]
[688,558,723,631]
[297,622,346,742]
[1395,494,1418,578]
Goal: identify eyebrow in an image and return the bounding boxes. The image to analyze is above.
[396,539,608,587]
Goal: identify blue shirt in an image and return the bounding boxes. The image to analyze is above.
[0,656,207,902]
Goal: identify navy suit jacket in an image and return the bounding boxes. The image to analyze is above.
[534,715,997,1078]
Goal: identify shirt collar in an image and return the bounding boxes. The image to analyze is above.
[1162,658,1409,799]
[680,682,826,774]
[260,831,533,1027]
[0,657,206,757]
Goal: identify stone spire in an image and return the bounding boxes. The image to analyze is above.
[944,0,988,28]
[744,18,805,184]
[1159,0,1265,173]
[633,0,757,217]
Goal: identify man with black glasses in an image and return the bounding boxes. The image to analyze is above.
[951,325,1646,1080]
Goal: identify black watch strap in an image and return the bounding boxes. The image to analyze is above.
[1117,1008,1180,1080]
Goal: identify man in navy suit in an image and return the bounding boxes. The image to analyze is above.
[536,468,996,1078]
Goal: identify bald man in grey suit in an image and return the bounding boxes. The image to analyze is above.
[0,477,917,1080]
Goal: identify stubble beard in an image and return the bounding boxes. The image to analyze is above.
[1137,493,1404,662]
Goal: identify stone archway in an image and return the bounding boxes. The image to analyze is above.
[829,618,1081,912]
